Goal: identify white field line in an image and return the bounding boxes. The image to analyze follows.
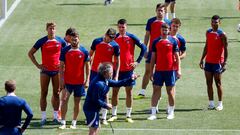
[58,128,240,135]
[0,0,21,28]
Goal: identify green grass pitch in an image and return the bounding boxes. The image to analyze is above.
[0,0,240,134]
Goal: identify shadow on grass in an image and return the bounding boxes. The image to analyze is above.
[109,23,146,26]
[56,3,102,6]
[187,38,240,44]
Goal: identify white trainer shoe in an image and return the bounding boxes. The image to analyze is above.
[167,113,174,120]
[147,115,157,120]
[59,124,66,129]
[70,125,77,129]
[208,104,215,110]
[216,105,223,111]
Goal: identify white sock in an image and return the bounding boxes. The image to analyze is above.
[72,120,77,126]
[61,120,66,125]
[126,107,132,118]
[41,111,46,120]
[165,13,169,19]
[139,89,146,95]
[112,106,117,116]
[218,101,223,107]
[101,108,108,120]
[209,100,214,106]
[53,111,58,119]
[172,13,176,18]
[151,107,157,115]
[168,106,175,115]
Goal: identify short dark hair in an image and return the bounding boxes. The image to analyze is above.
[161,23,170,29]
[106,28,116,39]
[171,18,181,26]
[65,27,77,36]
[212,15,220,20]
[5,80,16,93]
[118,19,127,25]
[156,3,164,9]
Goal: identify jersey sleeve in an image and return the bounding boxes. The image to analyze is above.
[21,100,33,130]
[178,35,186,52]
[108,78,133,87]
[172,38,179,52]
[151,38,159,52]
[145,18,152,31]
[81,46,90,62]
[113,42,120,56]
[130,34,147,63]
[60,46,70,62]
[90,38,100,51]
[33,36,47,50]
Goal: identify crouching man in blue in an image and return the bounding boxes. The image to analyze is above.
[0,80,33,135]
[83,62,139,135]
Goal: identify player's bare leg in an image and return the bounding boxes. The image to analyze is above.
[108,87,120,122]
[214,73,223,110]
[148,85,161,120]
[166,86,175,119]
[125,86,134,123]
[205,71,215,109]
[40,74,50,125]
[51,74,60,121]
[137,63,151,99]
[71,96,81,128]
[59,91,71,129]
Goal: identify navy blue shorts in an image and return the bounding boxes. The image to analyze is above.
[153,71,177,86]
[165,0,176,3]
[65,84,86,97]
[41,70,59,77]
[84,110,100,128]
[145,51,152,63]
[118,71,135,86]
[204,62,223,73]
[0,127,22,135]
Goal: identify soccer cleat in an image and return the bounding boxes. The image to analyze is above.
[147,115,157,120]
[216,105,223,111]
[59,124,66,129]
[70,125,77,129]
[40,119,47,127]
[208,104,215,110]
[107,116,118,122]
[101,119,109,125]
[134,94,145,99]
[125,117,134,123]
[53,118,61,124]
[167,113,174,120]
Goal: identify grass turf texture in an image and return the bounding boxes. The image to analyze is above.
[0,0,240,134]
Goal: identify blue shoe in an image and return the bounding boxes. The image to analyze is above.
[40,119,47,127]
[53,118,61,124]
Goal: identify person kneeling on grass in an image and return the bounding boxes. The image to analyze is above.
[83,62,139,135]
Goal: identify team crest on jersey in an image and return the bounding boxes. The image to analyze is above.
[79,54,83,58]
[107,47,112,52]
[56,43,60,47]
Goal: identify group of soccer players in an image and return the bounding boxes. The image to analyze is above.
[27,1,228,135]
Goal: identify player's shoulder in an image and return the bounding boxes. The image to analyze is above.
[79,45,89,52]
[147,16,157,22]
[55,36,64,42]
[94,37,104,43]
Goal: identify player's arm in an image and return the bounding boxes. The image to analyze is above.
[199,32,208,69]
[221,33,228,69]
[144,31,150,57]
[114,55,120,81]
[149,52,156,81]
[21,100,33,133]
[89,49,95,65]
[84,61,90,88]
[59,61,65,90]
[175,52,181,78]
[28,47,44,70]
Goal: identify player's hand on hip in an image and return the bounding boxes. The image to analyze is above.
[129,62,138,69]
[131,73,140,80]
[199,61,204,69]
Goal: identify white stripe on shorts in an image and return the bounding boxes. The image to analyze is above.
[87,112,97,127]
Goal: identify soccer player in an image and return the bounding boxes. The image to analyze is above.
[137,3,170,98]
[164,0,176,19]
[59,30,90,129]
[28,22,67,126]
[147,23,181,120]
[0,80,33,134]
[58,27,77,120]
[199,15,228,111]
[108,19,146,123]
[89,28,120,125]
[83,63,139,135]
